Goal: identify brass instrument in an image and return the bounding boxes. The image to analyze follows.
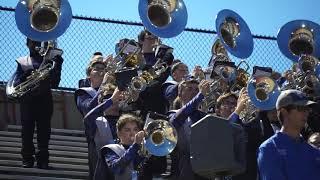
[277,20,320,94]
[130,63,167,92]
[215,9,254,59]
[15,0,72,41]
[230,60,250,95]
[6,40,62,98]
[138,0,188,38]
[240,76,280,123]
[109,39,142,73]
[277,20,320,62]
[215,9,253,94]
[140,113,178,156]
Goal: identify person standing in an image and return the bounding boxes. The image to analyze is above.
[9,38,63,169]
[258,89,320,180]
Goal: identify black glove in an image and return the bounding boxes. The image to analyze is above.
[52,55,64,65]
[162,52,174,66]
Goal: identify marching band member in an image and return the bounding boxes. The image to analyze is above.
[74,55,107,179]
[162,62,189,109]
[100,114,146,180]
[78,52,104,88]
[258,90,320,180]
[168,79,210,180]
[11,38,63,169]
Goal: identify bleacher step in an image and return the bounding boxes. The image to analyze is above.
[0,141,88,153]
[0,131,86,142]
[7,125,85,137]
[0,146,88,159]
[0,174,85,180]
[0,136,88,148]
[0,166,88,179]
[0,160,88,172]
[0,153,88,165]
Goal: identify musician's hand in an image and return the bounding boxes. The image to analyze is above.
[235,88,249,115]
[199,80,210,96]
[134,131,145,144]
[52,55,64,65]
[110,88,124,103]
[103,54,113,64]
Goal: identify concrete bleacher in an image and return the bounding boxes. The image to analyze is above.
[0,125,89,180]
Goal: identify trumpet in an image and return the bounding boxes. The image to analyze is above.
[130,64,167,92]
[199,79,222,113]
[107,39,142,73]
[230,60,250,95]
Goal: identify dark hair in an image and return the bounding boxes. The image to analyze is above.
[116,114,142,132]
[26,38,41,47]
[93,51,103,56]
[215,93,238,109]
[138,30,152,42]
[171,62,187,75]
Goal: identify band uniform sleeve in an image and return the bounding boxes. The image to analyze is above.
[12,63,25,87]
[84,98,113,121]
[105,143,141,175]
[77,91,100,116]
[257,145,286,180]
[170,92,205,128]
[163,83,178,102]
[228,112,241,124]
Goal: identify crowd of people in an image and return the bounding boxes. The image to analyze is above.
[9,29,320,180]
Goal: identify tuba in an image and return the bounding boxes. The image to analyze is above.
[140,112,178,156]
[15,0,72,41]
[277,20,320,95]
[138,0,188,38]
[277,20,320,62]
[215,9,253,94]
[239,76,281,123]
[6,40,62,99]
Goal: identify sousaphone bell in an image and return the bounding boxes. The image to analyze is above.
[215,9,254,59]
[138,0,188,38]
[277,20,320,62]
[15,0,73,41]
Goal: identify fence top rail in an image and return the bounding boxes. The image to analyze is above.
[0,5,276,40]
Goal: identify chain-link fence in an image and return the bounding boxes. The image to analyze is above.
[0,6,293,90]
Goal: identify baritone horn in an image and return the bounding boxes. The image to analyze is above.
[15,0,72,41]
[138,0,188,38]
[141,113,178,156]
[6,40,62,98]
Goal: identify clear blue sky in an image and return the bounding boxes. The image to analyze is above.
[1,0,319,36]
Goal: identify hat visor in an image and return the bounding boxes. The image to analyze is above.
[294,99,316,107]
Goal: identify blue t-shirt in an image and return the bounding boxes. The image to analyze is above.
[258,132,320,180]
